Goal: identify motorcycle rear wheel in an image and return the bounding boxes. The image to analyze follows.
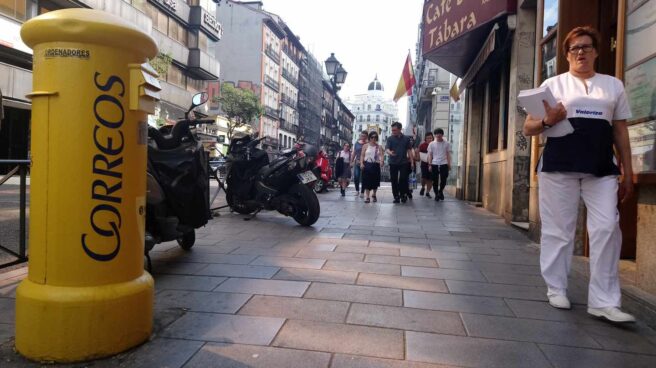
[313,179,325,193]
[177,230,195,250]
[289,183,320,226]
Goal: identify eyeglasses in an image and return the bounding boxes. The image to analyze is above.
[568,44,594,54]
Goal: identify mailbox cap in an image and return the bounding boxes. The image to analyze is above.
[21,8,158,60]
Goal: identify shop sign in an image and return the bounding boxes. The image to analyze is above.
[203,11,223,38]
[163,0,177,12]
[422,0,515,55]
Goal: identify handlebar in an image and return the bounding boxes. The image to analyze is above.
[148,118,215,150]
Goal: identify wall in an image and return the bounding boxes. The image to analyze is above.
[215,3,263,87]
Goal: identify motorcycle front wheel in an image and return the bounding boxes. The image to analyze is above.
[288,183,320,226]
[177,230,195,250]
[226,186,258,214]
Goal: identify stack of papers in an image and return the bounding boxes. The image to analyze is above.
[518,86,574,138]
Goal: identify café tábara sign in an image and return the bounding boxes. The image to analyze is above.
[422,0,516,73]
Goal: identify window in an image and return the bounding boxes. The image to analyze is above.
[0,0,28,21]
[376,115,380,122]
[367,115,371,122]
[543,0,558,37]
[487,62,511,152]
[539,0,559,83]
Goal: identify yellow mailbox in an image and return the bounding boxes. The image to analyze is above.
[16,9,159,362]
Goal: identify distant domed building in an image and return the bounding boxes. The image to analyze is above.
[344,75,399,146]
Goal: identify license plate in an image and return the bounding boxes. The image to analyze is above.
[297,171,317,184]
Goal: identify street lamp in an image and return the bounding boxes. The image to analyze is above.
[325,53,348,159]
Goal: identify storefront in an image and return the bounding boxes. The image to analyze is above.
[422,0,537,224]
[528,0,656,299]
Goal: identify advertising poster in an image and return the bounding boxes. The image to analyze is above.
[625,56,656,123]
[628,120,656,173]
[625,0,656,69]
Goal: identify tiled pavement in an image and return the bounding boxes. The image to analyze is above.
[2,185,656,367]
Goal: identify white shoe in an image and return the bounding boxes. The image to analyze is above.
[548,294,571,309]
[588,307,636,323]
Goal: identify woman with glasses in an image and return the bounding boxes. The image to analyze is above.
[360,131,384,203]
[523,27,635,323]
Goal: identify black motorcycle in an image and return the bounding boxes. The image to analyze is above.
[225,135,321,226]
[144,92,214,260]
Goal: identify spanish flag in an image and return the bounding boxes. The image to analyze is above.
[393,52,416,102]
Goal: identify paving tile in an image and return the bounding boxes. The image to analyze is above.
[122,337,204,368]
[347,303,465,335]
[323,260,401,275]
[428,245,499,255]
[176,244,238,254]
[155,290,251,313]
[468,253,539,266]
[402,266,487,282]
[335,245,400,256]
[446,280,547,301]
[579,322,656,355]
[504,299,597,324]
[370,241,430,250]
[295,249,365,261]
[0,323,13,344]
[179,253,258,265]
[273,320,404,359]
[215,278,309,297]
[273,268,358,284]
[230,247,298,257]
[538,344,656,368]
[461,313,600,348]
[305,283,402,306]
[399,248,471,261]
[473,261,542,275]
[162,312,284,345]
[250,256,326,269]
[434,259,481,270]
[196,264,279,279]
[331,354,456,368]
[184,343,331,368]
[403,290,514,316]
[152,261,209,275]
[481,271,546,286]
[153,275,227,291]
[310,238,369,246]
[406,331,552,368]
[239,295,349,323]
[0,298,14,324]
[357,273,448,293]
[365,255,438,267]
[344,234,400,243]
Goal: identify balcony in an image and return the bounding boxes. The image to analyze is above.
[188,49,219,80]
[151,29,189,67]
[264,75,279,92]
[282,45,302,65]
[264,45,280,64]
[281,69,299,87]
[281,93,296,108]
[264,106,280,119]
[280,121,299,135]
[264,136,279,147]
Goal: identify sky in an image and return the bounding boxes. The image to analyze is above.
[257,0,425,125]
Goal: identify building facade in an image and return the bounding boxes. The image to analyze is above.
[345,76,399,147]
[298,52,324,147]
[420,0,656,322]
[0,0,221,172]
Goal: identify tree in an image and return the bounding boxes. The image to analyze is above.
[214,84,264,140]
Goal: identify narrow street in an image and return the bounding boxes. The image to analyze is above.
[1,186,656,367]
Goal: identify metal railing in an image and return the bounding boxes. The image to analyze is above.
[0,159,30,269]
[264,75,279,91]
[264,45,280,64]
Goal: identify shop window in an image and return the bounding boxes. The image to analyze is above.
[487,69,502,153]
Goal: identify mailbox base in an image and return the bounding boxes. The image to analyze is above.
[15,272,154,362]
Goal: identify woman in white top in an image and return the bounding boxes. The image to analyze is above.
[360,132,384,203]
[336,143,352,197]
[523,26,635,323]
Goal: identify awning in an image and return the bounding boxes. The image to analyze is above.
[421,0,516,76]
[457,24,498,96]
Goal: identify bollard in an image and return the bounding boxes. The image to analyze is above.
[16,9,161,362]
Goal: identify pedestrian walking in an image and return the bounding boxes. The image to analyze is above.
[385,122,414,203]
[335,143,352,197]
[523,26,635,322]
[360,131,384,203]
[406,136,417,200]
[427,128,451,201]
[418,132,434,198]
[352,131,368,198]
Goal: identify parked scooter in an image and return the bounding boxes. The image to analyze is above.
[313,149,332,193]
[144,92,213,263]
[225,136,321,226]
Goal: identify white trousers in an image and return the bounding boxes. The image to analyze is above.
[538,172,622,308]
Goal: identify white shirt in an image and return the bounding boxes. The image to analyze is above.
[427,140,451,165]
[538,72,632,176]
